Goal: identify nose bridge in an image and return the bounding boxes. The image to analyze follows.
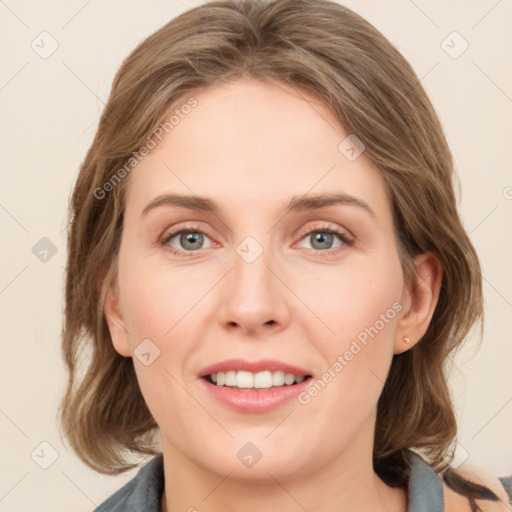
[218,231,287,334]
[232,234,275,307]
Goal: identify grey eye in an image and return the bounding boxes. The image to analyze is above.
[165,230,213,252]
[309,232,336,251]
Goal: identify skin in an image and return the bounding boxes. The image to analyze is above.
[105,77,445,512]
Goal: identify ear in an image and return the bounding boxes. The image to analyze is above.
[394,252,442,354]
[104,277,132,357]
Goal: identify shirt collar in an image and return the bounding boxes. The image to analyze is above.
[406,450,445,512]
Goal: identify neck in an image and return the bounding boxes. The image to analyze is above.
[160,420,407,512]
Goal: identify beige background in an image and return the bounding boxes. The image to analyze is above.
[0,1,511,510]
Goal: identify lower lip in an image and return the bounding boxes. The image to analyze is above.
[199,377,313,413]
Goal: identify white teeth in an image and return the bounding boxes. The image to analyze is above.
[284,372,295,385]
[254,370,272,388]
[210,370,307,389]
[237,370,254,388]
[225,370,237,386]
[272,371,285,386]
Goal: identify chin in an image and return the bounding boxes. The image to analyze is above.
[197,433,322,483]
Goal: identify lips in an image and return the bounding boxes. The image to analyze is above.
[197,358,314,379]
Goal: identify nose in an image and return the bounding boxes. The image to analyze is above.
[217,243,290,337]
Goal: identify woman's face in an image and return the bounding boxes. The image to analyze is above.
[107,77,412,482]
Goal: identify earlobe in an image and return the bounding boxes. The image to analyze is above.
[394,252,442,354]
[104,280,132,357]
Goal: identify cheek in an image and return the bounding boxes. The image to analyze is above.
[117,264,205,434]
[304,255,403,348]
[300,254,403,405]
[119,256,205,343]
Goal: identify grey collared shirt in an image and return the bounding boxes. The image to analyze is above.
[93,450,444,511]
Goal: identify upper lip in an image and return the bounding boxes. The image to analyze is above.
[198,358,313,378]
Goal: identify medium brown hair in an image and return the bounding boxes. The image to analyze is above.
[59,0,495,503]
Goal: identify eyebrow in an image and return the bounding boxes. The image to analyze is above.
[141,192,376,219]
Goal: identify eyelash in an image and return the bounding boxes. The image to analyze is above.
[160,222,354,258]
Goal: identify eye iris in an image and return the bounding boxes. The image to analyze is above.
[311,232,333,250]
[181,232,203,250]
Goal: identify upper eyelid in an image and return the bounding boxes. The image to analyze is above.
[297,222,353,239]
[162,220,349,237]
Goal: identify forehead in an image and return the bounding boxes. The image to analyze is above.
[124,77,389,222]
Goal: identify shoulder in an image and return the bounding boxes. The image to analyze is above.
[93,454,165,512]
[442,464,511,512]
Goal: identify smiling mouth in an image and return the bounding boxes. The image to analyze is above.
[202,372,313,391]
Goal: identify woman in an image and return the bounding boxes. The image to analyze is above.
[59,1,511,510]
